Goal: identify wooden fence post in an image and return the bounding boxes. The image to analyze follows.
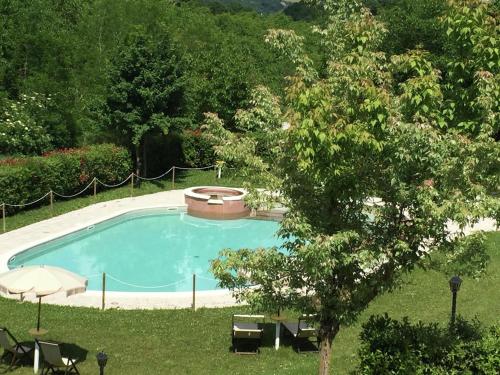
[2,203,5,233]
[130,174,135,197]
[172,167,176,189]
[192,273,196,311]
[93,178,97,200]
[49,190,54,216]
[102,272,106,311]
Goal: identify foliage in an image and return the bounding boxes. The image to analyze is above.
[200,0,295,14]
[357,314,500,375]
[368,0,448,56]
[0,0,88,149]
[98,27,188,175]
[207,1,499,374]
[202,86,284,206]
[284,1,324,22]
[0,93,51,155]
[0,144,131,211]
[441,0,499,135]
[0,0,317,157]
[181,130,216,167]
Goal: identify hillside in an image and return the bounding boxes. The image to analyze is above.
[203,0,300,13]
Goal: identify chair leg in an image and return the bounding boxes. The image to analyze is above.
[41,363,50,375]
[8,352,17,370]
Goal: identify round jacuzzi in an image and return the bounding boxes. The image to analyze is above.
[184,186,250,219]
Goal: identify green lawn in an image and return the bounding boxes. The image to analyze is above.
[1,175,498,374]
[0,230,498,374]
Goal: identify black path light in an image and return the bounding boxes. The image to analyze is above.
[449,275,462,325]
[96,351,108,375]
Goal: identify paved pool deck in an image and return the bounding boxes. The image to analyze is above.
[0,190,497,310]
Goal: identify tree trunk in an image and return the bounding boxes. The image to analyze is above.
[142,135,148,177]
[318,320,340,375]
[135,143,141,177]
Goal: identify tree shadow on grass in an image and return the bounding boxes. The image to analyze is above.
[60,342,88,363]
[280,327,319,354]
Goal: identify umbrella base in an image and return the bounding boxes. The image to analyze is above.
[28,328,48,336]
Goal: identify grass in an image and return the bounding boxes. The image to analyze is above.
[2,169,243,233]
[0,231,498,374]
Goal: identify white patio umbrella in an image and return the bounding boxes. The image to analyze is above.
[0,265,87,331]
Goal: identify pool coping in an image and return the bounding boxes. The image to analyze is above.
[184,186,247,201]
[0,189,242,309]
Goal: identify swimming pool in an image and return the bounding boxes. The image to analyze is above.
[8,210,284,293]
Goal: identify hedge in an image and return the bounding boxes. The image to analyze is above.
[0,144,132,212]
[357,314,500,374]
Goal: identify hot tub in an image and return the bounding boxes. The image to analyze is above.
[184,186,250,219]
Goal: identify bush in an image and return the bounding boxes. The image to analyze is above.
[181,130,215,168]
[357,314,500,375]
[0,144,131,212]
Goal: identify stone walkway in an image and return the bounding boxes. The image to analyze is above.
[0,190,497,310]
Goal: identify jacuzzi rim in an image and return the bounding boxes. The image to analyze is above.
[184,186,247,202]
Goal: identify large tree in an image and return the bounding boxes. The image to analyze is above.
[208,1,499,374]
[99,28,188,175]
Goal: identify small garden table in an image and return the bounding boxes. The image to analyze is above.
[29,328,48,374]
[270,315,287,350]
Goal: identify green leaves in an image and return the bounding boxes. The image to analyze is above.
[441,0,499,135]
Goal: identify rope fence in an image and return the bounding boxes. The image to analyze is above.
[52,179,96,199]
[3,191,52,208]
[94,272,218,311]
[95,173,134,188]
[134,167,173,181]
[105,273,191,290]
[1,164,222,233]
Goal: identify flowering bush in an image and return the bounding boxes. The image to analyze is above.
[0,94,52,155]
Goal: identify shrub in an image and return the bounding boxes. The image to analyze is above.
[181,130,215,168]
[0,144,131,212]
[0,94,52,155]
[357,314,499,375]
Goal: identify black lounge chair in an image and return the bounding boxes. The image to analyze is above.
[0,327,33,371]
[282,314,319,353]
[231,314,265,354]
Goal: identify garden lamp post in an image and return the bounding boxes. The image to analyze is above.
[96,351,108,375]
[449,275,462,325]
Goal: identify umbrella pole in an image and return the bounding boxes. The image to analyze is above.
[37,297,41,331]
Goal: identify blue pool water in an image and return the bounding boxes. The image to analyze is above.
[8,210,284,292]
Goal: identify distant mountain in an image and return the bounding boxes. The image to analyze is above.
[202,0,301,14]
